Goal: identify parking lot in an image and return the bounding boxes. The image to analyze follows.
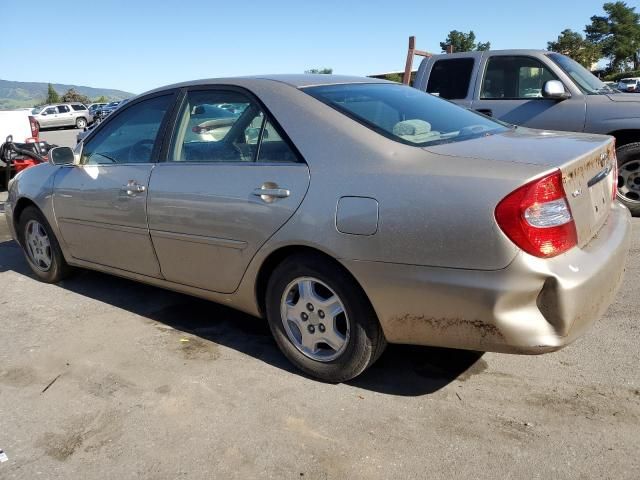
[0,143,638,478]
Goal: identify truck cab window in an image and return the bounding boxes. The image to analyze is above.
[482,56,558,99]
[426,58,474,100]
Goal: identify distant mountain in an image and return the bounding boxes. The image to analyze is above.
[0,79,135,109]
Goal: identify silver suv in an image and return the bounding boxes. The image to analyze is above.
[32,103,94,129]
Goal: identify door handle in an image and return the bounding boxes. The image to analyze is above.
[475,108,493,117]
[252,185,290,201]
[121,181,146,196]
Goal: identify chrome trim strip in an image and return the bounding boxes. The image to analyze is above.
[58,218,149,236]
[150,229,247,250]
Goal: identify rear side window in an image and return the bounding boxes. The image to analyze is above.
[71,104,87,111]
[305,83,507,147]
[57,105,70,113]
[426,58,475,99]
[169,89,300,163]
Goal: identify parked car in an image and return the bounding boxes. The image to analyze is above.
[94,100,128,122]
[31,103,93,129]
[411,49,640,215]
[5,76,631,382]
[88,103,107,115]
[617,78,640,92]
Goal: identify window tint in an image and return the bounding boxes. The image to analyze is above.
[257,119,299,163]
[170,90,299,163]
[426,58,474,99]
[44,107,56,115]
[81,94,173,165]
[305,83,507,147]
[71,104,87,111]
[547,53,609,95]
[482,56,558,99]
[57,105,70,113]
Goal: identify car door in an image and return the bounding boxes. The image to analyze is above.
[147,87,310,293]
[56,105,73,127]
[52,92,176,277]
[471,55,586,132]
[40,106,58,127]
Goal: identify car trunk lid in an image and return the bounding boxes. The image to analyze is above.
[424,128,617,248]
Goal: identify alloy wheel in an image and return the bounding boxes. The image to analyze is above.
[618,160,640,203]
[25,219,52,271]
[280,277,350,362]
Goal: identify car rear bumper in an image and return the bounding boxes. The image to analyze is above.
[342,202,632,353]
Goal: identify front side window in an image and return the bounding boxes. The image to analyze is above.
[305,83,507,147]
[169,90,299,163]
[426,58,475,99]
[44,107,56,115]
[547,53,610,94]
[81,94,173,165]
[481,56,558,99]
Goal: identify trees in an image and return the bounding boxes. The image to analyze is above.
[94,95,109,103]
[440,30,490,53]
[46,83,60,104]
[60,88,90,104]
[585,1,640,71]
[305,68,333,74]
[547,29,601,68]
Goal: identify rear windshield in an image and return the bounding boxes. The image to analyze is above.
[304,83,507,147]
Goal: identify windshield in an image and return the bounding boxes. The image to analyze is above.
[31,107,43,114]
[304,83,508,147]
[547,52,613,94]
[621,79,637,84]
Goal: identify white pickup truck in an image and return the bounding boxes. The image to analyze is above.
[0,110,41,186]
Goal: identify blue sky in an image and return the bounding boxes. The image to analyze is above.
[3,0,612,94]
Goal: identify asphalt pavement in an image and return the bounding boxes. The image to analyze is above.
[39,127,80,149]
[0,166,638,478]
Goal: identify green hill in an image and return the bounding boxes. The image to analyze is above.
[0,79,134,109]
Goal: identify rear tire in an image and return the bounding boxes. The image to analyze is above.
[18,206,73,282]
[616,142,640,216]
[265,253,386,382]
[76,117,87,129]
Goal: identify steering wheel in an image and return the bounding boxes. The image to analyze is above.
[128,139,154,162]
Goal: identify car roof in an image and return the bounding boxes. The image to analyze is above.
[141,74,390,97]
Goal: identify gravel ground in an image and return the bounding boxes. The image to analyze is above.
[0,191,638,479]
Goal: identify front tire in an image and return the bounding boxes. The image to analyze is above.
[265,254,386,382]
[616,142,640,216]
[18,206,72,282]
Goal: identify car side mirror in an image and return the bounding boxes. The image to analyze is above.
[542,80,570,100]
[49,146,75,165]
[41,112,47,116]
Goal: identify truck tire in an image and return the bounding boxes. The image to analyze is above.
[616,142,640,216]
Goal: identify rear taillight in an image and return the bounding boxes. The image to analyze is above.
[495,169,577,258]
[28,115,39,139]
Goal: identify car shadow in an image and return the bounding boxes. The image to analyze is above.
[0,238,485,396]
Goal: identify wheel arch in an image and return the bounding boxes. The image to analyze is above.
[254,245,371,319]
[607,130,640,148]
[12,197,39,239]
